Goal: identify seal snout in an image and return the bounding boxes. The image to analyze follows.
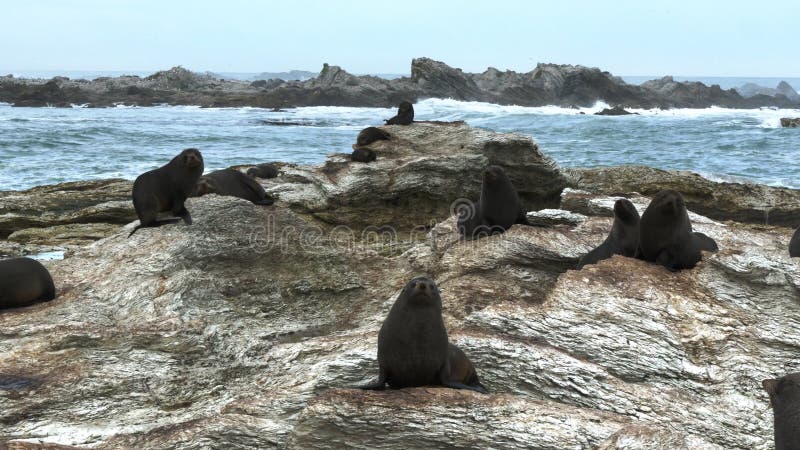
[182,148,203,168]
[409,277,437,301]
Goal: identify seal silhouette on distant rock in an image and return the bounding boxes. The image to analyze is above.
[359,277,487,393]
[356,126,390,146]
[578,198,640,269]
[129,148,204,237]
[790,227,800,257]
[457,165,529,239]
[195,169,274,205]
[763,373,800,450]
[246,163,278,179]
[636,190,718,271]
[385,101,414,125]
[0,257,56,310]
[351,148,376,163]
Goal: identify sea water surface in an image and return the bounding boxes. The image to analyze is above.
[1,99,799,191]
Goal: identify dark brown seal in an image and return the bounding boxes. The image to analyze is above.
[763,373,800,450]
[636,190,718,271]
[385,101,414,125]
[356,127,390,146]
[457,165,529,239]
[246,163,278,179]
[790,227,800,257]
[578,198,640,269]
[359,277,486,393]
[195,169,274,205]
[129,148,204,237]
[351,148,376,163]
[0,257,56,309]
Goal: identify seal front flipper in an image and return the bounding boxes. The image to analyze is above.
[692,232,718,252]
[128,218,183,237]
[515,209,531,226]
[655,249,679,272]
[175,206,192,225]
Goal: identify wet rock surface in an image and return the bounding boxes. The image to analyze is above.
[0,124,798,449]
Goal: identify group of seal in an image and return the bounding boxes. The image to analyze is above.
[350,101,414,163]
[359,277,487,393]
[194,169,274,205]
[763,373,800,450]
[579,190,719,271]
[457,165,530,239]
[0,257,55,310]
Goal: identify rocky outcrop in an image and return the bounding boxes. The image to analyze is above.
[1,171,797,448]
[737,81,800,102]
[566,165,800,227]
[595,105,636,116]
[780,117,800,128]
[0,179,134,241]
[2,59,798,109]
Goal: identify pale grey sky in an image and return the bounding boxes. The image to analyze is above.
[1,0,798,76]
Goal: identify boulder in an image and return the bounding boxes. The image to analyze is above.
[595,105,636,116]
[780,117,800,128]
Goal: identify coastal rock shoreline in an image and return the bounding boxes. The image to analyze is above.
[1,122,798,448]
[2,58,799,110]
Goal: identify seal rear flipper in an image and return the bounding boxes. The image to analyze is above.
[441,379,489,394]
[128,218,183,237]
[692,232,719,252]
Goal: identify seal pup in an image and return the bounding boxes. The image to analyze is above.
[385,101,414,125]
[457,165,529,239]
[356,126,390,146]
[577,198,640,269]
[359,277,486,393]
[351,148,376,163]
[0,257,56,309]
[790,227,800,257]
[636,190,718,271]
[129,148,204,237]
[763,373,800,450]
[447,343,488,393]
[246,163,278,179]
[195,169,274,205]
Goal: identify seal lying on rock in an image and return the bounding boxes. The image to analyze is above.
[246,163,278,179]
[763,373,800,450]
[129,148,204,237]
[356,127,390,146]
[790,227,800,257]
[359,277,487,393]
[636,190,718,271]
[385,101,414,125]
[457,165,529,239]
[351,148,376,163]
[195,169,274,205]
[577,198,640,269]
[0,257,56,309]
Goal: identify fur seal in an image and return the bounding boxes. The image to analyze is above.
[578,199,640,269]
[129,148,204,237]
[790,227,800,257]
[385,101,414,125]
[636,190,718,271]
[195,169,274,205]
[457,165,529,239]
[763,373,800,450]
[359,277,486,393]
[447,343,488,393]
[0,257,56,309]
[351,148,376,163]
[356,127,390,146]
[246,163,278,179]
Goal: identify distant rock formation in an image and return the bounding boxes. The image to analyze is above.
[736,81,800,102]
[1,59,799,109]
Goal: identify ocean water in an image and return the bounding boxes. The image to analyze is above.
[0,99,799,191]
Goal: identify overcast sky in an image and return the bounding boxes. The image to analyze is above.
[1,0,797,76]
